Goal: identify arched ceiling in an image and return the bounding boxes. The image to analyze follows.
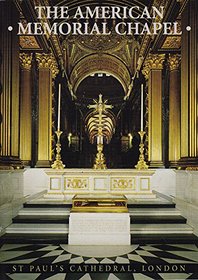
[70,53,131,94]
[76,74,124,99]
[49,0,152,96]
[62,32,137,95]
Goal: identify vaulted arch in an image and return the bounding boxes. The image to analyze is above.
[70,53,131,94]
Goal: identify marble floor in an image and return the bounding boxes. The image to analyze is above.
[0,242,198,280]
[1,194,198,279]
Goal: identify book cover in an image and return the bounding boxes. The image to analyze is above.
[0,0,198,279]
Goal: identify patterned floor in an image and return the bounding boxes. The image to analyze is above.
[0,243,198,279]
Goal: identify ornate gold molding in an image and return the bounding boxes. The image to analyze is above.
[168,54,181,71]
[162,36,181,50]
[65,178,89,189]
[51,64,59,79]
[20,35,40,50]
[138,0,167,62]
[186,167,198,171]
[111,178,136,191]
[51,34,62,58]
[36,53,59,78]
[138,35,151,62]
[142,65,149,80]
[19,53,33,70]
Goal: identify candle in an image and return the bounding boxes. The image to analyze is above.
[141,84,143,131]
[57,83,61,131]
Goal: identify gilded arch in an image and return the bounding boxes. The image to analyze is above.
[69,53,131,94]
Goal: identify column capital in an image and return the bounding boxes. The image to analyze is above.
[145,54,165,70]
[142,54,165,79]
[36,53,59,78]
[19,53,33,70]
[168,54,181,71]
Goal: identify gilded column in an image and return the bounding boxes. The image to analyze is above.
[180,0,198,166]
[143,54,165,167]
[19,53,33,166]
[168,54,181,166]
[0,1,22,168]
[36,53,58,167]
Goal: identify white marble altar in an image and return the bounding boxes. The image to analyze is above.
[69,212,130,245]
[1,168,198,239]
[44,169,155,199]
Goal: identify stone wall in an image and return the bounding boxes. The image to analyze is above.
[174,170,198,236]
[0,169,48,235]
[0,170,24,235]
[151,169,176,197]
[23,168,48,196]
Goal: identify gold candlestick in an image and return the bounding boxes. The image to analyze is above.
[51,130,65,169]
[135,131,149,170]
[93,143,107,170]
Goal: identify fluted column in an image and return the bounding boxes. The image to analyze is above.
[36,53,58,167]
[19,53,33,166]
[0,1,22,168]
[143,54,165,167]
[168,54,181,166]
[180,0,198,166]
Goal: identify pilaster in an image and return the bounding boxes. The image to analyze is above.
[36,53,58,167]
[19,53,33,166]
[0,1,22,168]
[168,54,181,167]
[143,54,165,168]
[180,0,198,167]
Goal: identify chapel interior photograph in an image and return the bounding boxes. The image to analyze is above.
[0,0,198,279]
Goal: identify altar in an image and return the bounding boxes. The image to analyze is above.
[44,169,155,199]
[43,169,155,245]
